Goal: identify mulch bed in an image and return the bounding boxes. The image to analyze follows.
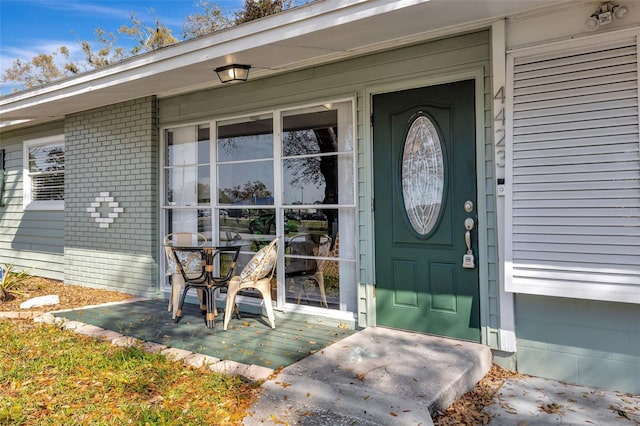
[0,276,134,312]
[433,363,522,425]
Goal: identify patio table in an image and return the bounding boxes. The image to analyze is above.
[165,241,245,328]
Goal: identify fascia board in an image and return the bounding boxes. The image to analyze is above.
[0,0,426,114]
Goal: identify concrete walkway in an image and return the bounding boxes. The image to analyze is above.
[244,327,492,425]
[243,326,640,425]
[486,375,640,425]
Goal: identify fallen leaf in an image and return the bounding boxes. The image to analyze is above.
[416,364,523,425]
[390,412,397,417]
[609,405,631,420]
[539,403,564,414]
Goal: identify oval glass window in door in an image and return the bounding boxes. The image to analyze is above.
[401,115,444,236]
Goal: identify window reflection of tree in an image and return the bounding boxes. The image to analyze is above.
[197,182,210,204]
[218,137,239,158]
[30,144,65,200]
[219,180,272,204]
[214,112,341,242]
[284,127,339,242]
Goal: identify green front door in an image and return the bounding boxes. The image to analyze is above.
[373,80,480,342]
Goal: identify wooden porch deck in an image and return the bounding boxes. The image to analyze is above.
[54,299,355,369]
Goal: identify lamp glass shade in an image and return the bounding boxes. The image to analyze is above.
[613,5,628,20]
[215,64,251,83]
[585,16,600,31]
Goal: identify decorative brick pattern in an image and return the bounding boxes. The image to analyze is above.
[86,191,123,228]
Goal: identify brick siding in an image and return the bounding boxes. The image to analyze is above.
[63,97,159,297]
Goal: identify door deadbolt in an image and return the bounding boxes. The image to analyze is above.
[464,200,474,213]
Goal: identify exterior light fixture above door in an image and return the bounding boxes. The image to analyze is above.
[214,64,251,83]
[585,2,629,31]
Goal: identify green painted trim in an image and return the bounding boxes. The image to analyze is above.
[473,69,491,348]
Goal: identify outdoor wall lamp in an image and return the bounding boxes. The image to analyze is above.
[214,64,251,83]
[585,1,629,31]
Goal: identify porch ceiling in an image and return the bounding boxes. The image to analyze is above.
[0,0,573,131]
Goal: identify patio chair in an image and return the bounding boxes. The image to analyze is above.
[286,234,330,308]
[223,238,280,331]
[311,233,339,308]
[163,232,207,319]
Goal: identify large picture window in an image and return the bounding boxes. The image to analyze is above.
[162,100,356,314]
[23,135,65,210]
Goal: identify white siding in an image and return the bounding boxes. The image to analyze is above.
[506,36,640,303]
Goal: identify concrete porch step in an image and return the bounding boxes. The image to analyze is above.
[244,326,492,425]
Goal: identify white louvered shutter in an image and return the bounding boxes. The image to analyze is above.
[506,36,640,303]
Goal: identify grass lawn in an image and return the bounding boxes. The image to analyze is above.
[0,319,259,425]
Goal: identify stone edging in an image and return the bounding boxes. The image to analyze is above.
[0,297,150,319]
[3,298,274,383]
[0,310,45,319]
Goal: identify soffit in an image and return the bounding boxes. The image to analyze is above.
[0,0,573,130]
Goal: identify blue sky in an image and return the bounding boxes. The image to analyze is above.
[0,0,249,95]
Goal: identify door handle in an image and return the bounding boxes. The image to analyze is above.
[462,217,475,269]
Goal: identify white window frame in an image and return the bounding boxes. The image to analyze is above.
[23,135,65,211]
[160,97,358,320]
[504,29,640,304]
